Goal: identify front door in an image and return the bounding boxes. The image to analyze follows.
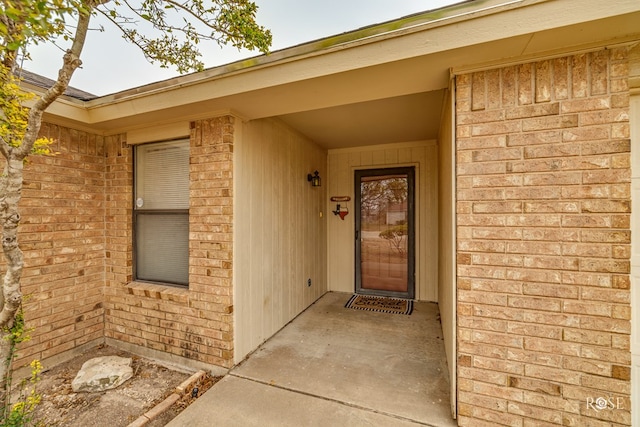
[355,167,415,299]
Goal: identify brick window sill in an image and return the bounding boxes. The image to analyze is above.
[126,281,189,304]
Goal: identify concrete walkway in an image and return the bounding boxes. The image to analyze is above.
[167,292,456,426]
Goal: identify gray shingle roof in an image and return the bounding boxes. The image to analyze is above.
[19,69,97,101]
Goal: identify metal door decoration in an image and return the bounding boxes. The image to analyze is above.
[331,196,350,220]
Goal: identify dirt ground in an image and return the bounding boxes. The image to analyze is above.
[21,344,219,427]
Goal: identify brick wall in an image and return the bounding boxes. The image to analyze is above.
[456,48,632,426]
[1,114,236,372]
[16,124,106,368]
[104,116,235,368]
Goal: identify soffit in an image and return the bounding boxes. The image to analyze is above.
[279,91,446,149]
[40,0,640,149]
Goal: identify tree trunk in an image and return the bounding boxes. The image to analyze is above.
[0,154,26,413]
[0,329,13,419]
[0,8,91,412]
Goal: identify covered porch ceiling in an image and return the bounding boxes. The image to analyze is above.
[39,0,640,150]
[279,91,446,149]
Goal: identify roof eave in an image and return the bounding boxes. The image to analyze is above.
[36,0,640,134]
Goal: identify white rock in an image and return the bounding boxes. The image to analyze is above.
[71,356,134,393]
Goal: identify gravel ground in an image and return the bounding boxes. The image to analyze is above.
[19,344,218,427]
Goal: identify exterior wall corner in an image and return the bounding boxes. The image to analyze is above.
[456,47,633,426]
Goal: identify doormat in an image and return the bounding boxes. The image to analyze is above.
[345,294,413,315]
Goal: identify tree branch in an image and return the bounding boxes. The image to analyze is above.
[0,5,93,326]
[162,0,229,35]
[0,6,19,73]
[95,8,150,53]
[106,0,233,46]
[17,7,92,159]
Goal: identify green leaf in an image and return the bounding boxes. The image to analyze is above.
[6,42,22,51]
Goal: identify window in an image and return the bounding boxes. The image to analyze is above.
[134,139,189,286]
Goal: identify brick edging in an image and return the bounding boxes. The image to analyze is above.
[127,370,207,427]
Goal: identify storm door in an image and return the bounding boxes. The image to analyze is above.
[355,167,415,299]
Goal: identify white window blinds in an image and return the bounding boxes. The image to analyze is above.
[134,139,190,286]
[135,140,189,210]
[136,214,189,285]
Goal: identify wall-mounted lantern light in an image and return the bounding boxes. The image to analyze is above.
[307,170,321,187]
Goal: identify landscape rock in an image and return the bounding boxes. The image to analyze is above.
[71,356,134,393]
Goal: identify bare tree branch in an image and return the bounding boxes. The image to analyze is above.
[17,8,91,159]
[0,0,270,414]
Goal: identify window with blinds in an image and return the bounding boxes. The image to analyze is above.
[134,139,189,286]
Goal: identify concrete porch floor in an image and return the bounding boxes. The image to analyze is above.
[167,292,456,426]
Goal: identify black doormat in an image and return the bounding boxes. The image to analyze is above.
[345,294,413,315]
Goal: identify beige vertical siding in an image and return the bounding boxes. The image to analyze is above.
[327,141,438,302]
[438,85,457,418]
[234,118,327,363]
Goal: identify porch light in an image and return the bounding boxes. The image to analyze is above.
[307,170,321,187]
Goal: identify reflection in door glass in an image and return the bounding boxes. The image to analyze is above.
[360,174,408,293]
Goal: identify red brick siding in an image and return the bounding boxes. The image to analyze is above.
[456,48,631,426]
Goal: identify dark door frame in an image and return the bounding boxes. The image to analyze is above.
[354,167,416,299]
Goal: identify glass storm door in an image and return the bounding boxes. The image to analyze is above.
[355,167,415,299]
